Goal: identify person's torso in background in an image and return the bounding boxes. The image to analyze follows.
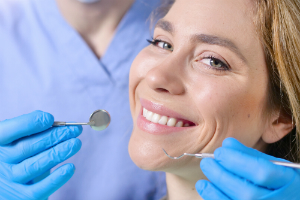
[0,0,166,199]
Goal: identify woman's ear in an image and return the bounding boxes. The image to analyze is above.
[262,110,295,144]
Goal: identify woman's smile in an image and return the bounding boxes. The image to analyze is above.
[138,98,196,135]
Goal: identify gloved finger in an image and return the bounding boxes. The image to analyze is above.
[201,158,270,200]
[0,125,82,164]
[196,180,230,200]
[259,171,300,200]
[0,111,54,145]
[30,163,75,200]
[10,138,81,184]
[214,147,296,189]
[222,138,286,162]
[0,176,31,200]
[0,162,14,180]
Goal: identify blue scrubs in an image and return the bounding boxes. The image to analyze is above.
[0,0,166,199]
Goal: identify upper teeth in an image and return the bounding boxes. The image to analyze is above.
[143,108,189,127]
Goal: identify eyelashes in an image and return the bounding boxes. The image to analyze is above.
[147,38,174,51]
[147,38,230,71]
[146,38,162,46]
[200,56,230,71]
[146,38,159,45]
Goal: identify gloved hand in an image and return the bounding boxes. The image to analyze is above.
[0,110,82,200]
[196,137,300,200]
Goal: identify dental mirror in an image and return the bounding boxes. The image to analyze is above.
[53,109,111,131]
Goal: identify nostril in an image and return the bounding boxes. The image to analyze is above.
[156,88,169,93]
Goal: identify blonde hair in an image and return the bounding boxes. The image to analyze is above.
[255,0,300,162]
[154,0,300,162]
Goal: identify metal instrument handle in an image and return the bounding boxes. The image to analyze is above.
[271,160,300,169]
[53,121,89,126]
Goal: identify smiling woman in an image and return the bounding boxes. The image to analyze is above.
[128,0,300,199]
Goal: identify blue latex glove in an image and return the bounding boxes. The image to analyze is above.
[0,110,82,200]
[196,138,300,200]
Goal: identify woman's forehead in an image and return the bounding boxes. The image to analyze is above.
[163,0,256,36]
[159,0,262,66]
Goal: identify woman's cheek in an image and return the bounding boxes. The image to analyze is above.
[129,50,149,100]
[190,76,263,141]
[132,48,160,79]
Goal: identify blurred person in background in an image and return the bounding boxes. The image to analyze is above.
[0,0,166,199]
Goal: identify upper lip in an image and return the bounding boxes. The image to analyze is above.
[140,98,197,125]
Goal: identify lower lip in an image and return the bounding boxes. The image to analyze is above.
[137,111,194,135]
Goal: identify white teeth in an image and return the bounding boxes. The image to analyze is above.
[143,108,148,117]
[158,116,168,125]
[151,113,161,123]
[184,123,190,127]
[143,108,190,127]
[146,111,153,121]
[167,118,177,127]
[175,121,183,127]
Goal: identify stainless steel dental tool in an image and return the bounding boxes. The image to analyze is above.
[162,148,300,169]
[53,110,111,131]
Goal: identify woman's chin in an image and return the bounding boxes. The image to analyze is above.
[129,155,164,171]
[128,136,174,171]
[129,144,160,171]
[128,141,203,182]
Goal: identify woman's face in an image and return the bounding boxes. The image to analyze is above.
[129,0,269,175]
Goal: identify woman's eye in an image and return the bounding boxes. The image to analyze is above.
[147,39,174,52]
[157,41,173,51]
[201,57,229,70]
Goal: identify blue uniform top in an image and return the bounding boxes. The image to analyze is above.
[0,0,166,199]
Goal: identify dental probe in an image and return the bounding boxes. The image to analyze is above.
[53,109,111,131]
[162,148,300,169]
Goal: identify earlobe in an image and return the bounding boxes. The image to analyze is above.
[262,111,295,144]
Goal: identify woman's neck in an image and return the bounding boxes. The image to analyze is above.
[55,0,135,58]
[166,173,203,200]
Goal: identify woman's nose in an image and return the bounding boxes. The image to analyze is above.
[146,60,185,95]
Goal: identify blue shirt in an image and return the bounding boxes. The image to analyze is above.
[0,0,166,199]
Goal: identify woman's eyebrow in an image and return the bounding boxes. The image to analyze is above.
[155,19,247,63]
[155,19,174,34]
[193,34,247,63]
